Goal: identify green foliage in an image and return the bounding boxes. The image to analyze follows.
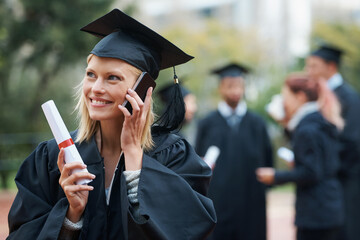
[154,19,273,118]
[0,1,117,186]
[0,1,116,134]
[311,22,360,91]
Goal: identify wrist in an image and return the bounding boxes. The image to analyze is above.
[124,146,143,171]
[67,206,84,223]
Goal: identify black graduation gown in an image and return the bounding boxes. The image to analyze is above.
[275,112,344,229]
[195,110,273,240]
[7,132,216,240]
[333,82,360,240]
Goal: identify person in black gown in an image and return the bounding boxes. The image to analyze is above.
[7,9,216,240]
[306,45,360,240]
[257,73,344,240]
[195,63,273,240]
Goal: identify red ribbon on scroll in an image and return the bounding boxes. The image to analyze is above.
[58,138,74,149]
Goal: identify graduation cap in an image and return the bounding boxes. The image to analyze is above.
[80,9,193,80]
[212,63,250,79]
[311,45,343,66]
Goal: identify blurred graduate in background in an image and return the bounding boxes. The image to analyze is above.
[257,73,344,240]
[306,45,360,240]
[195,63,273,240]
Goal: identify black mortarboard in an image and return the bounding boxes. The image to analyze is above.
[80,9,193,80]
[211,63,250,79]
[311,45,343,66]
[158,83,190,103]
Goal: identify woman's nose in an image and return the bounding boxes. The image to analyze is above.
[92,78,105,94]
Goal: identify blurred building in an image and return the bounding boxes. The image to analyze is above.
[116,0,360,67]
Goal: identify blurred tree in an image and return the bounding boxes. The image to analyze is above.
[154,19,276,118]
[311,22,360,91]
[0,1,118,134]
[0,1,144,187]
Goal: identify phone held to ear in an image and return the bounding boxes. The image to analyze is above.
[122,72,156,114]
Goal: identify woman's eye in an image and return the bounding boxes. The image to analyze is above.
[108,75,121,81]
[86,72,95,78]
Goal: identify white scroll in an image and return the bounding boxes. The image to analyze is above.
[277,147,294,163]
[42,100,91,185]
[203,146,220,169]
[266,94,285,121]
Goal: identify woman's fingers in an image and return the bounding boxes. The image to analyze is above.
[63,171,95,185]
[143,87,153,111]
[127,87,153,112]
[63,184,94,195]
[128,88,144,109]
[126,89,141,114]
[57,148,65,172]
[60,161,87,176]
[58,161,94,186]
[119,87,153,119]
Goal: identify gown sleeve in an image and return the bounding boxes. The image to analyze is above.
[261,121,274,168]
[124,135,217,240]
[8,141,68,240]
[194,117,208,157]
[337,93,360,177]
[274,128,323,186]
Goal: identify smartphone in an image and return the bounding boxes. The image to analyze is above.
[122,72,156,114]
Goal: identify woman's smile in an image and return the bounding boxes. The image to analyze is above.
[90,97,113,107]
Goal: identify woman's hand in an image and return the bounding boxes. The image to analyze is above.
[318,78,344,130]
[57,148,95,222]
[118,87,153,171]
[256,167,275,185]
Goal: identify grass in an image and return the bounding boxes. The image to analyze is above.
[0,171,17,191]
[269,183,295,192]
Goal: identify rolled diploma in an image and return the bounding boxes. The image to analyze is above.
[266,94,285,121]
[41,100,91,185]
[277,147,294,163]
[203,146,220,169]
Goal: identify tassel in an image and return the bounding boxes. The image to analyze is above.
[152,67,186,133]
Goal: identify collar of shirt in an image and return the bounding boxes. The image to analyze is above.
[218,101,247,118]
[327,72,343,90]
[287,101,319,131]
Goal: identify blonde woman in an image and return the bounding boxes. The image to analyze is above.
[8,9,216,240]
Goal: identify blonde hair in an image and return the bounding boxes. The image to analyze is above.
[75,54,154,151]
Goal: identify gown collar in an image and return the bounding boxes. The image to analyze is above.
[287,101,319,131]
[327,72,343,90]
[218,101,247,118]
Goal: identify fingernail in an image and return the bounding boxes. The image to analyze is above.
[128,88,134,93]
[91,174,96,178]
[82,164,87,168]
[89,186,94,190]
